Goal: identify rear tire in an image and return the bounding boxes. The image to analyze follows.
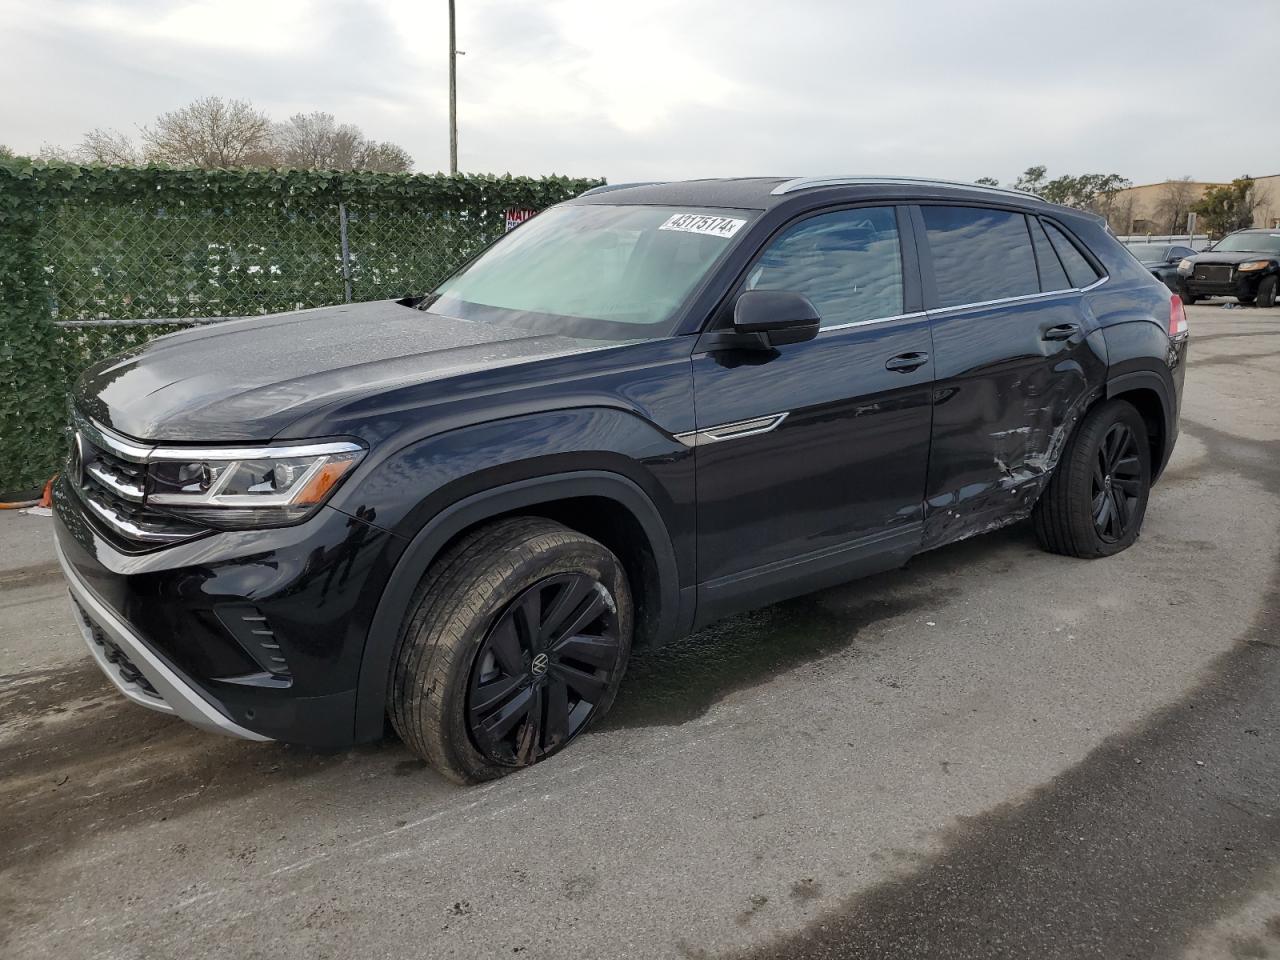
[1033,399,1152,559]
[389,517,632,784]
[1257,276,1278,309]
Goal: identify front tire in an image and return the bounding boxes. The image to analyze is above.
[1178,290,1199,305]
[1256,276,1278,309]
[389,517,632,784]
[1033,399,1152,559]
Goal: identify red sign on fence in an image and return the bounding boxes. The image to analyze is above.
[504,208,537,232]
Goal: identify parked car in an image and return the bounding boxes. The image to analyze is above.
[1124,242,1197,292]
[54,177,1187,783]
[1176,228,1280,307]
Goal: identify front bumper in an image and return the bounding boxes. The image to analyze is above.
[1180,270,1265,301]
[57,536,269,740]
[53,474,398,746]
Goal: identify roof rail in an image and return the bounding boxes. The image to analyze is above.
[578,181,664,197]
[770,176,1043,201]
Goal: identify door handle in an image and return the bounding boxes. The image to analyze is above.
[885,351,929,372]
[1041,323,1080,342]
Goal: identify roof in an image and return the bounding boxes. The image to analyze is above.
[572,176,1048,210]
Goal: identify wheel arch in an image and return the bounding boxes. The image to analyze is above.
[352,470,688,742]
[1105,371,1174,481]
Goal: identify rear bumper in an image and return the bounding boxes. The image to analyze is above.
[57,536,269,740]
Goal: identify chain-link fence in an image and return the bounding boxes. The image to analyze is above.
[0,164,602,493]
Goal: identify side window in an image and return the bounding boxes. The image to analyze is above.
[1027,216,1072,292]
[1042,220,1101,288]
[1170,246,1195,260]
[745,207,903,328]
[921,206,1039,307]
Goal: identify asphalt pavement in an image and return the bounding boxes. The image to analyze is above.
[2,301,1279,959]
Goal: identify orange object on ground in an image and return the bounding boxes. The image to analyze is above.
[0,474,56,510]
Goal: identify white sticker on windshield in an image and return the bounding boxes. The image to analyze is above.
[658,214,746,239]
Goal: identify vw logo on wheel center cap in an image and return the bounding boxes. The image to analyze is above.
[531,652,550,677]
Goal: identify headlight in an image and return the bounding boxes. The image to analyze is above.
[147,441,364,528]
[1177,258,1194,275]
[1237,260,1270,272]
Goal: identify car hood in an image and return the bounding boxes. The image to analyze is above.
[75,299,608,442]
[1190,250,1277,265]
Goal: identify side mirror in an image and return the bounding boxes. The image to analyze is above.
[732,290,821,347]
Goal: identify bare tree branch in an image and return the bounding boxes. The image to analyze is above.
[141,96,275,167]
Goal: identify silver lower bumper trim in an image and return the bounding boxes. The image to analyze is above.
[54,537,271,742]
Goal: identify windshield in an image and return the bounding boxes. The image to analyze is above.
[1212,232,1280,254]
[1125,244,1167,261]
[420,203,757,340]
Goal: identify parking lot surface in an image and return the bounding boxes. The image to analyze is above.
[3,302,1279,959]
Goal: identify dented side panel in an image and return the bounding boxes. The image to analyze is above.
[921,291,1108,550]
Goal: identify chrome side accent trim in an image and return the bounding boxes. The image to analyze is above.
[675,412,789,448]
[927,287,1082,317]
[770,176,1043,201]
[55,537,271,741]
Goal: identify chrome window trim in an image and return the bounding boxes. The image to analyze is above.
[926,278,1109,318]
[821,310,928,333]
[675,412,789,448]
[771,176,1042,201]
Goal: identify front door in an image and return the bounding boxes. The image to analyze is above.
[914,204,1108,548]
[690,204,935,623]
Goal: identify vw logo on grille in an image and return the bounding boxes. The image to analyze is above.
[531,652,550,677]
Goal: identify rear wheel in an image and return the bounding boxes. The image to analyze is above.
[1257,276,1278,309]
[389,517,632,784]
[1033,399,1152,559]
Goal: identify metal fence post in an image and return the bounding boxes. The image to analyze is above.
[338,200,353,303]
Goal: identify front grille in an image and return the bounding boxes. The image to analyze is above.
[69,417,204,547]
[1194,264,1233,283]
[74,601,162,699]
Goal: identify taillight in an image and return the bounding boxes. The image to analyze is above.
[1169,295,1189,340]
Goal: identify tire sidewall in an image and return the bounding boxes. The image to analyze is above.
[428,533,632,783]
[1067,401,1152,556]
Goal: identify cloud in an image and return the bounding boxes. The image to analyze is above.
[2,0,1277,184]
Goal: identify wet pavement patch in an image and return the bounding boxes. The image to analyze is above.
[603,581,951,730]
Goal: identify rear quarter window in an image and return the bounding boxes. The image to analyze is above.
[1042,220,1101,289]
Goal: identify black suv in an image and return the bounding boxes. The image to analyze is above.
[1176,228,1280,307]
[54,177,1187,783]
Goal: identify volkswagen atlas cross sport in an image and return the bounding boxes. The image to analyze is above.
[54,176,1187,783]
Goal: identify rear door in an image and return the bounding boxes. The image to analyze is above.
[690,204,934,620]
[914,204,1108,549]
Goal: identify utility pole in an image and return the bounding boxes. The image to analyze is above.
[448,0,458,174]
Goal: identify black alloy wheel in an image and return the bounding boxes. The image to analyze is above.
[1091,421,1142,544]
[467,572,622,766]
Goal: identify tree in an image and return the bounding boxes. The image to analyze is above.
[1193,177,1257,236]
[1154,177,1197,234]
[0,144,13,159]
[974,176,1000,187]
[75,127,141,165]
[355,140,413,173]
[1014,165,1048,194]
[141,96,275,167]
[273,112,414,172]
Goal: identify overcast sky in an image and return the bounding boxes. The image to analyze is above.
[3,0,1277,187]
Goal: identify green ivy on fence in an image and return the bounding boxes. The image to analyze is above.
[0,161,602,494]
